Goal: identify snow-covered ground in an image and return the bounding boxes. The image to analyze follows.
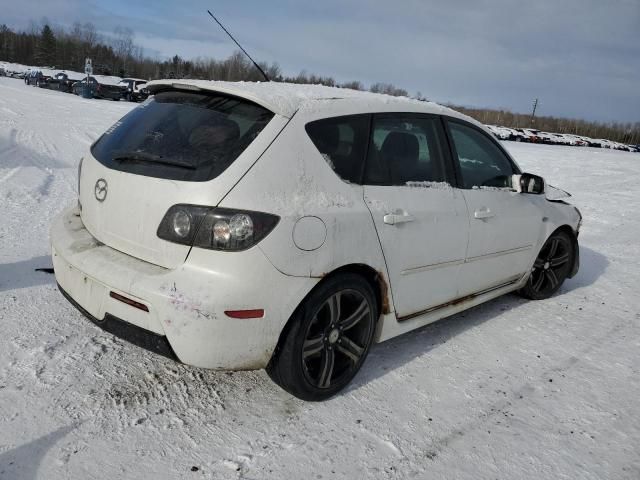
[1,76,639,479]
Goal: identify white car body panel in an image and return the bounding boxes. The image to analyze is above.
[458,189,542,296]
[364,184,469,319]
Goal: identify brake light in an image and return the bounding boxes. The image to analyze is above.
[157,205,279,251]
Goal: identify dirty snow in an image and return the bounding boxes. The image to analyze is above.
[1,77,640,479]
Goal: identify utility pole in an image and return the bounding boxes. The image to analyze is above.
[530,98,539,125]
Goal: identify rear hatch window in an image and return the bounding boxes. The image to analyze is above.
[91,90,274,182]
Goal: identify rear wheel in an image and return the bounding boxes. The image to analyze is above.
[267,274,377,401]
[519,230,574,300]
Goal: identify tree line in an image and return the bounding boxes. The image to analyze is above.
[1,22,638,145]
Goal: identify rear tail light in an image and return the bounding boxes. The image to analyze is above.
[157,205,279,251]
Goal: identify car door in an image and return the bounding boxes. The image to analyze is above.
[445,119,543,296]
[363,114,469,319]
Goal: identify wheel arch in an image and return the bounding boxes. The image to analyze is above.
[268,263,390,366]
[319,263,391,317]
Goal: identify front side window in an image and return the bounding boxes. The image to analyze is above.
[91,90,274,181]
[448,121,518,189]
[305,115,369,183]
[364,115,447,186]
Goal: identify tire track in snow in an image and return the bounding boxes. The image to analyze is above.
[0,128,18,161]
[422,321,628,461]
[0,166,21,184]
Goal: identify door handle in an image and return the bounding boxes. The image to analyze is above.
[383,211,415,225]
[474,207,495,219]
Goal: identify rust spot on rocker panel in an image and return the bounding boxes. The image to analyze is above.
[398,276,523,322]
[376,271,391,314]
[399,292,478,322]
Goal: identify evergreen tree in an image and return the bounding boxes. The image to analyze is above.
[35,24,56,66]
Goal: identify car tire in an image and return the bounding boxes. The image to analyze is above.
[267,273,378,401]
[519,230,575,300]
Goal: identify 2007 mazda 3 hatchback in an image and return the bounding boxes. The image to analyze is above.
[51,80,581,400]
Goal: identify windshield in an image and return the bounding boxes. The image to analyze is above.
[91,90,274,181]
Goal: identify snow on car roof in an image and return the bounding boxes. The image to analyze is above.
[94,75,124,86]
[145,79,468,120]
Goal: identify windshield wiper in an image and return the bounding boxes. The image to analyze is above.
[112,151,196,170]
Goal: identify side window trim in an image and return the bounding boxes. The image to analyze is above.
[442,116,521,190]
[357,113,374,185]
[362,112,457,188]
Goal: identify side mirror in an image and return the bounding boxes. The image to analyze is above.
[518,173,545,194]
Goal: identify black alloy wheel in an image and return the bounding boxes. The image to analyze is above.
[520,230,574,300]
[267,274,377,401]
[301,289,372,389]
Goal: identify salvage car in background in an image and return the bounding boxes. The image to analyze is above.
[43,71,85,93]
[118,78,149,102]
[51,81,582,400]
[72,76,126,100]
[25,69,48,86]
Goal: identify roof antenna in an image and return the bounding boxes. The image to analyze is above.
[207,9,270,82]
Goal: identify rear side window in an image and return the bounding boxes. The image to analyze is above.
[305,115,369,183]
[448,121,518,189]
[364,115,447,186]
[91,90,274,181]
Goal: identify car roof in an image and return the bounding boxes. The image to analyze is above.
[145,79,476,123]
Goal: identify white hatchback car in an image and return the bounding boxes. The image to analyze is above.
[51,81,581,400]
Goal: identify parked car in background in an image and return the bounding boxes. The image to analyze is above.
[51,81,582,400]
[486,125,511,140]
[531,130,558,144]
[43,72,84,93]
[26,69,46,86]
[118,78,149,102]
[514,128,539,143]
[549,133,573,146]
[559,134,587,146]
[72,76,126,101]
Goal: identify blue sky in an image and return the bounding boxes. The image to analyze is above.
[3,0,639,123]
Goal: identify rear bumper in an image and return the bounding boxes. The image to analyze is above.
[58,283,178,361]
[51,205,317,369]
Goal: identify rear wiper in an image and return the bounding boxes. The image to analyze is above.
[112,151,196,170]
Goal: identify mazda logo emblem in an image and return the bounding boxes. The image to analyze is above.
[94,178,108,202]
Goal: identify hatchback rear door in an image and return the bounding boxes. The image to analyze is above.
[80,88,286,269]
[363,114,469,319]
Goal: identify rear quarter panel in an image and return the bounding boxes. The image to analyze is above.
[219,105,394,308]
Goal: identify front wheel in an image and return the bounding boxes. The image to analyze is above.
[519,230,574,300]
[267,274,378,401]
